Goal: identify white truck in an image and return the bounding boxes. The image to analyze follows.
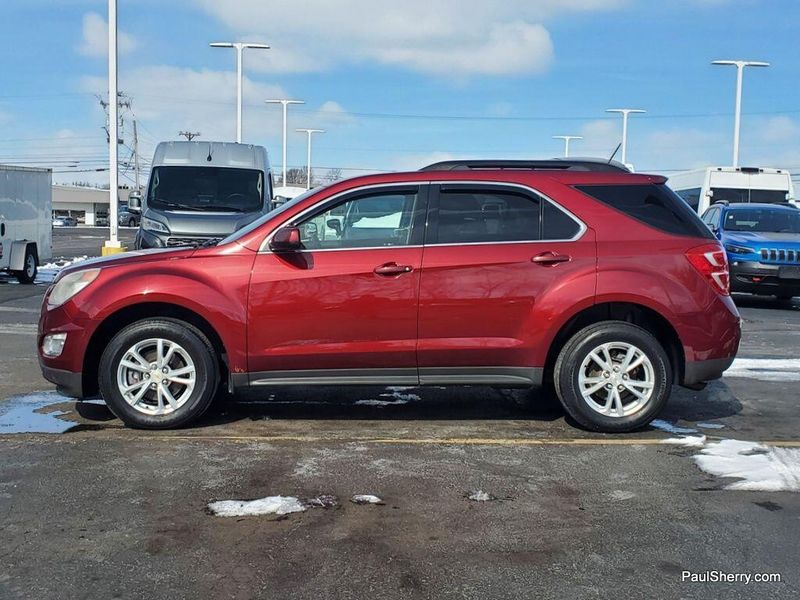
[668,166,796,214]
[0,165,52,284]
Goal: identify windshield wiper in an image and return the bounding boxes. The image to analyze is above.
[202,205,247,213]
[155,200,204,211]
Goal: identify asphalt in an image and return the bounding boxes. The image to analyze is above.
[0,227,798,599]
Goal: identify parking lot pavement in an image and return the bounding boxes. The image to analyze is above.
[1,230,799,598]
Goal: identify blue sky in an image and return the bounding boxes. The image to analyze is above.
[1,0,799,185]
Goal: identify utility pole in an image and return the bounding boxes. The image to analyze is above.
[712,60,770,168]
[210,42,270,142]
[605,108,646,165]
[266,99,304,187]
[552,135,583,158]
[178,131,201,141]
[296,128,324,190]
[103,0,122,254]
[132,119,141,192]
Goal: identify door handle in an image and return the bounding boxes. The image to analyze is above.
[532,252,571,265]
[374,262,414,276]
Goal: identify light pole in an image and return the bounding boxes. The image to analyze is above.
[606,108,645,165]
[552,135,583,158]
[210,42,270,143]
[104,0,121,254]
[712,59,770,168]
[296,128,324,190]
[266,99,305,186]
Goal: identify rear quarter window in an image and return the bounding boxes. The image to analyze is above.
[575,184,714,240]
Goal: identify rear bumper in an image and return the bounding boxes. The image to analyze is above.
[730,260,800,296]
[40,363,83,398]
[683,356,735,386]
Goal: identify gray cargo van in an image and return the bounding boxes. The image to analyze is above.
[131,141,273,249]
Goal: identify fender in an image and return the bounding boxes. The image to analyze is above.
[9,240,37,271]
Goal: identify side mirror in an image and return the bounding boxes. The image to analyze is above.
[128,191,142,213]
[326,218,342,236]
[269,226,302,252]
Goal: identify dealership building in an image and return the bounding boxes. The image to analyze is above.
[52,185,133,225]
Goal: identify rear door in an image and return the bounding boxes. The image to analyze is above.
[416,182,596,384]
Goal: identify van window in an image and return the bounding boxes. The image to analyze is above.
[674,188,701,211]
[711,188,788,204]
[148,166,263,213]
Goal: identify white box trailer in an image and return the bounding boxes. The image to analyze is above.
[667,166,795,214]
[0,165,53,283]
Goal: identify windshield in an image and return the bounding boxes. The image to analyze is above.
[711,187,788,204]
[217,186,327,246]
[147,166,264,213]
[724,208,800,233]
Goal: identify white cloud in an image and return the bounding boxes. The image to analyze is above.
[196,0,626,77]
[756,115,800,145]
[78,12,138,58]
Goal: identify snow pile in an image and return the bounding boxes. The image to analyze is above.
[694,440,800,492]
[650,419,697,435]
[208,496,307,517]
[661,435,707,448]
[696,422,725,430]
[351,494,384,505]
[725,358,800,382]
[467,490,495,502]
[37,255,91,284]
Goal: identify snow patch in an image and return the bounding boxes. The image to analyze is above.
[351,494,384,505]
[355,398,408,407]
[693,440,800,492]
[37,255,92,283]
[208,495,307,517]
[725,358,800,382]
[468,490,495,502]
[650,419,697,434]
[0,391,74,434]
[609,490,636,501]
[696,422,725,430]
[661,435,707,448]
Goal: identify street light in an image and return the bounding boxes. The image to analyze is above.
[266,99,305,186]
[712,59,770,168]
[210,42,270,143]
[606,108,645,165]
[104,0,121,255]
[552,135,583,158]
[296,128,324,190]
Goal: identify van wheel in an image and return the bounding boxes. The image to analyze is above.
[15,248,37,284]
[553,321,671,433]
[128,218,136,227]
[99,318,219,429]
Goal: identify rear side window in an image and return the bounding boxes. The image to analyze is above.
[543,201,581,240]
[575,184,714,239]
[436,189,541,244]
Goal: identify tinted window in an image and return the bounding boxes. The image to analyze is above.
[711,188,788,204]
[436,189,540,244]
[298,190,419,249]
[543,201,581,240]
[576,184,714,240]
[148,166,264,213]
[723,208,800,233]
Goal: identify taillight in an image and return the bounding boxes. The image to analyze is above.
[685,243,730,295]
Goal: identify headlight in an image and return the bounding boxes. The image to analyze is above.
[48,268,101,309]
[725,244,755,255]
[142,216,170,234]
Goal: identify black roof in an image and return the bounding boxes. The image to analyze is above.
[419,158,630,173]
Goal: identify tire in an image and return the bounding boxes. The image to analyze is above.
[99,318,219,429]
[128,218,136,227]
[553,321,672,433]
[15,247,37,284]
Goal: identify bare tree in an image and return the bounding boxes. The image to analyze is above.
[325,168,343,183]
[286,167,307,186]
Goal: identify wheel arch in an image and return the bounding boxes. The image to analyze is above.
[543,302,685,386]
[82,302,229,398]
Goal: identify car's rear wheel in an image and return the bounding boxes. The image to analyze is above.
[554,321,671,432]
[99,318,219,429]
[15,248,37,284]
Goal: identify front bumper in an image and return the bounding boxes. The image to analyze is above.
[135,228,168,250]
[683,356,735,386]
[730,260,800,296]
[40,362,83,398]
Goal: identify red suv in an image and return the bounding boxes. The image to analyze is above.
[38,159,740,432]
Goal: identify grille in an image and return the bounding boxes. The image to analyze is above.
[166,237,221,248]
[760,248,800,264]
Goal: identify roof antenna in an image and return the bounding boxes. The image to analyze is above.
[608,143,622,164]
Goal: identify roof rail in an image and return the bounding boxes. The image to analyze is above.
[419,158,630,173]
[711,200,730,206]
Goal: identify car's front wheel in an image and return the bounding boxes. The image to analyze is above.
[99,318,219,429]
[554,321,671,433]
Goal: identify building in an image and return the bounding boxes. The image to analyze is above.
[52,186,133,226]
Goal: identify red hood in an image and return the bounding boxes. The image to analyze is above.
[58,247,196,280]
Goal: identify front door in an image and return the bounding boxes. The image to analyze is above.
[247,184,427,385]
[417,183,596,384]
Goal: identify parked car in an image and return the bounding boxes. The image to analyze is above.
[38,159,741,432]
[701,201,800,299]
[95,213,110,227]
[52,216,77,227]
[119,209,139,228]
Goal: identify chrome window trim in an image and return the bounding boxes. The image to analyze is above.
[258,180,587,254]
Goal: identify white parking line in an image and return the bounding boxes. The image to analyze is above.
[726,358,800,382]
[0,324,38,335]
[0,307,39,314]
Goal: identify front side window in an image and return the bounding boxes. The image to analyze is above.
[298,189,419,250]
[435,188,541,244]
[148,166,264,213]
